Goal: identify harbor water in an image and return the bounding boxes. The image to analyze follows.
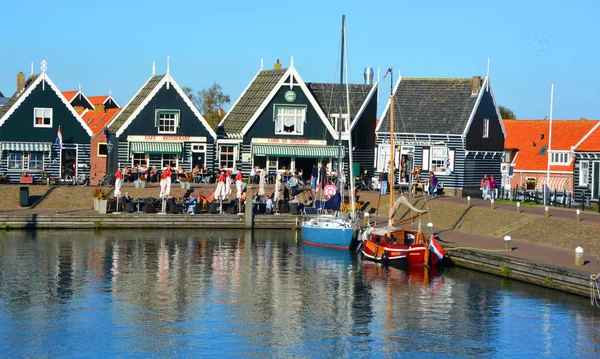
[0,229,598,358]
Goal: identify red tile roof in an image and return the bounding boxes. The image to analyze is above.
[573,122,600,152]
[83,108,121,135]
[62,91,78,102]
[504,119,598,171]
[87,96,108,106]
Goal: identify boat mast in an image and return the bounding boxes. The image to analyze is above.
[344,20,356,220]
[337,15,345,190]
[389,69,395,226]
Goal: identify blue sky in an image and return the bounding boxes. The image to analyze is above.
[0,0,598,120]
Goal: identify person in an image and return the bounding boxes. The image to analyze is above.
[385,231,397,244]
[319,162,327,192]
[297,168,304,185]
[264,194,273,213]
[250,166,256,185]
[231,165,239,176]
[288,174,298,197]
[122,192,132,203]
[380,170,388,196]
[480,174,490,200]
[192,165,201,183]
[489,175,497,199]
[311,164,318,191]
[187,195,197,215]
[252,191,260,204]
[429,171,438,198]
[204,166,212,184]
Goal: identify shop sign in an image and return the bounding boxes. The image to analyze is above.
[127,135,207,142]
[251,138,326,145]
[241,153,251,163]
[381,139,444,146]
[285,90,296,103]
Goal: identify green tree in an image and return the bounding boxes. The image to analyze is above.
[182,83,230,129]
[499,106,516,119]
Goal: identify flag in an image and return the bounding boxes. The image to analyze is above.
[383,67,393,79]
[429,235,445,260]
[56,126,63,150]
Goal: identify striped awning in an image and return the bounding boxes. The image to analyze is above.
[130,142,182,154]
[252,144,344,158]
[1,142,52,152]
[537,176,571,191]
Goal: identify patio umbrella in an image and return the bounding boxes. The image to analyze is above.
[114,170,123,214]
[274,172,281,202]
[235,173,243,199]
[225,170,232,199]
[214,173,225,201]
[160,166,172,199]
[258,170,266,196]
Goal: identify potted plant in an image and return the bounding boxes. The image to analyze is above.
[180,176,191,189]
[20,172,33,184]
[139,174,147,188]
[93,189,107,214]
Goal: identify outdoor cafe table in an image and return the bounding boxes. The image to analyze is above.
[133,200,145,213]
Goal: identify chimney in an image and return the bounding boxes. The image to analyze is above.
[364,67,374,85]
[471,76,481,96]
[274,59,282,70]
[16,72,25,94]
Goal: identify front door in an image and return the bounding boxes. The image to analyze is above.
[192,153,204,169]
[593,162,600,199]
[61,148,77,178]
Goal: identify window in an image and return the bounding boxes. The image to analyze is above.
[330,113,350,133]
[504,151,511,163]
[376,144,400,172]
[219,145,236,168]
[34,108,52,127]
[133,153,148,167]
[482,118,489,138]
[550,151,570,165]
[98,143,108,157]
[274,105,305,134]
[161,154,177,169]
[191,144,205,152]
[526,177,537,190]
[156,110,179,134]
[430,146,448,174]
[579,161,589,186]
[7,151,43,170]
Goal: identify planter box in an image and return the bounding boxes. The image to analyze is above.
[180,182,190,189]
[97,199,107,214]
[140,180,146,188]
[20,177,33,184]
[94,197,99,211]
[135,180,140,188]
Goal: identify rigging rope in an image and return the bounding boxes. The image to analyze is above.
[590,274,600,307]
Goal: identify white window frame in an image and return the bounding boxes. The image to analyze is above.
[161,154,178,169]
[482,118,489,138]
[6,151,44,170]
[376,143,399,172]
[330,113,350,133]
[579,161,589,186]
[274,104,306,135]
[33,108,53,128]
[28,151,44,170]
[550,151,570,165]
[219,145,237,169]
[132,153,149,167]
[430,146,449,175]
[97,143,108,158]
[156,110,180,134]
[191,143,205,152]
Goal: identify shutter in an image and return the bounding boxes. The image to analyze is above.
[422,148,430,171]
[449,149,455,171]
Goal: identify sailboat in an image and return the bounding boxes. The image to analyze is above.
[360,69,445,266]
[301,15,358,250]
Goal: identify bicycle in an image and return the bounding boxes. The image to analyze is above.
[89,171,112,187]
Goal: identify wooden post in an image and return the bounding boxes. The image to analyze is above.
[389,94,394,226]
[245,185,253,229]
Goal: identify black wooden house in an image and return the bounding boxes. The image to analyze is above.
[375,75,505,196]
[0,69,93,183]
[106,65,217,176]
[217,59,378,180]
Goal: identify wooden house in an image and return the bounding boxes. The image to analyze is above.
[375,75,505,196]
[572,121,600,204]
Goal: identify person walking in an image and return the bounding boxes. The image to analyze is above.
[319,162,327,192]
[429,171,438,198]
[489,174,497,199]
[311,164,318,191]
[288,174,298,197]
[480,174,490,200]
[380,170,388,196]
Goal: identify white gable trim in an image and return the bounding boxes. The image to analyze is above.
[572,120,600,151]
[462,77,503,137]
[239,66,337,139]
[218,68,262,128]
[71,90,94,109]
[349,80,379,132]
[0,74,92,136]
[114,76,167,137]
[487,80,506,138]
[107,75,155,132]
[169,76,217,139]
[104,95,121,108]
[374,75,402,133]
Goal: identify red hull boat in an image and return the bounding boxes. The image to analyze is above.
[361,227,441,267]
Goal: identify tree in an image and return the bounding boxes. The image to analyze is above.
[499,106,516,120]
[182,83,230,129]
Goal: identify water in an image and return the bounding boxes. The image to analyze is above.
[0,229,599,358]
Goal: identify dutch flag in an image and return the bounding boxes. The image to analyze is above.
[429,235,445,260]
[56,126,63,150]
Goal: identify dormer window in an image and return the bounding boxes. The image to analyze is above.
[482,118,489,138]
[550,151,570,165]
[155,110,180,134]
[34,108,52,127]
[330,113,350,133]
[274,105,305,135]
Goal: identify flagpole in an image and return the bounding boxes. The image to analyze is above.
[545,82,554,205]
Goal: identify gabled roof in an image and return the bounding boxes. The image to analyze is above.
[219,65,338,139]
[0,74,93,136]
[62,90,94,109]
[84,107,121,135]
[62,91,78,102]
[376,77,479,135]
[572,120,600,152]
[107,73,216,139]
[88,95,121,108]
[504,119,598,171]
[308,82,378,131]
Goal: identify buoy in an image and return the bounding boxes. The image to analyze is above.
[381,251,389,262]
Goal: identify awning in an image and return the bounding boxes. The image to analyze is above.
[252,144,344,158]
[1,142,52,151]
[130,142,182,154]
[537,176,571,190]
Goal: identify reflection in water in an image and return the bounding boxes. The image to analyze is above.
[0,229,598,357]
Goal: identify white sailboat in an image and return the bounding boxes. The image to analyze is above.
[301,14,358,250]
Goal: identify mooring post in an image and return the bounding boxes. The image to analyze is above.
[545,206,549,217]
[504,235,511,251]
[575,246,584,266]
[490,198,494,210]
[467,196,471,207]
[245,185,253,229]
[517,202,520,213]
[576,209,581,222]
